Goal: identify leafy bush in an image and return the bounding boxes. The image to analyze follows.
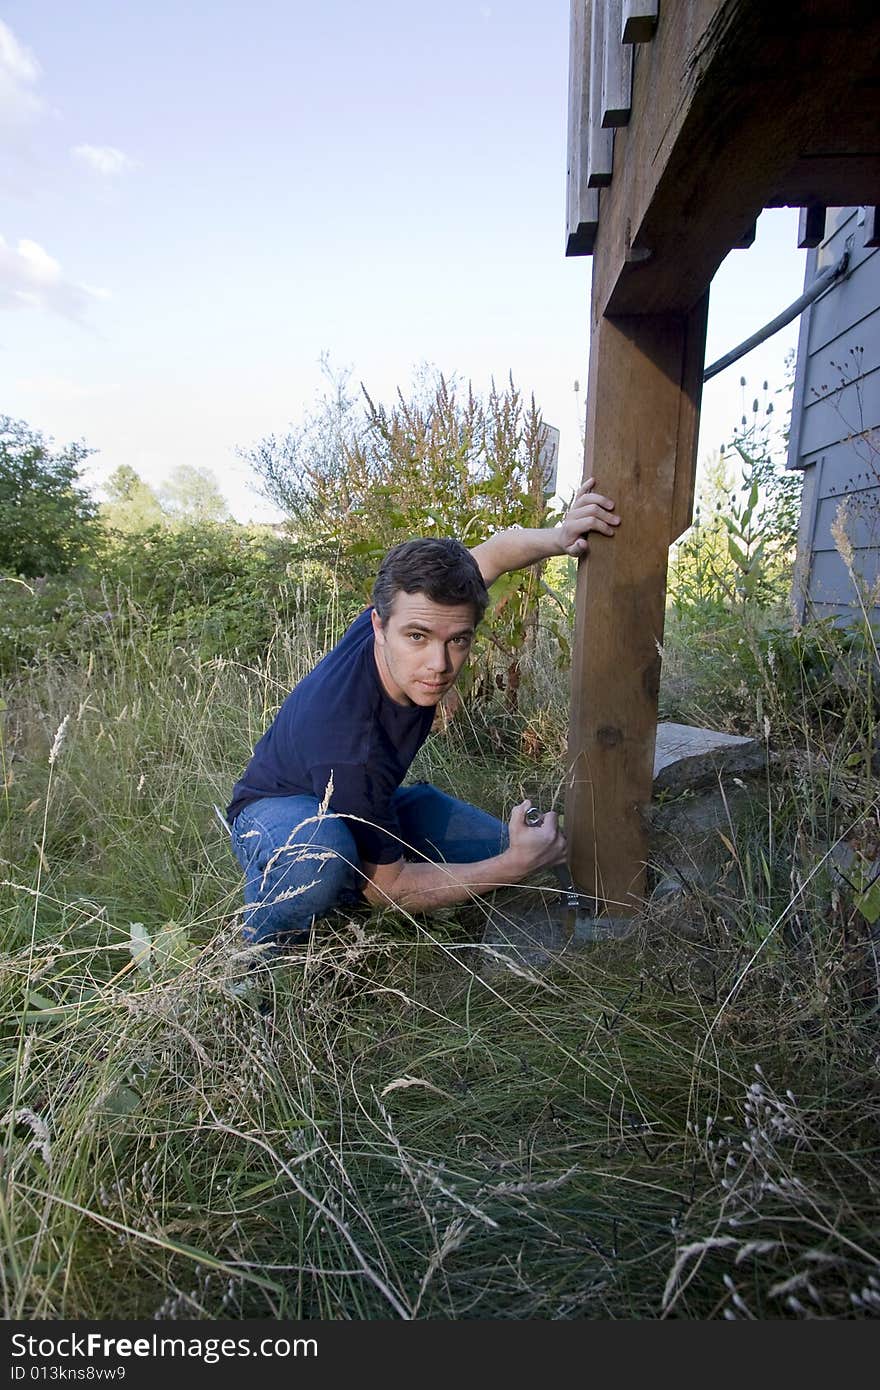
[0,573,112,674]
[0,523,331,673]
[668,382,801,621]
[0,416,101,578]
[100,522,350,659]
[242,365,568,703]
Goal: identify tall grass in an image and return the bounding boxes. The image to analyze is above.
[1,593,878,1319]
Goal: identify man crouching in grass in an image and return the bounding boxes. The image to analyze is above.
[225,479,621,950]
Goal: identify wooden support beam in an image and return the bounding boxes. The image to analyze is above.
[733,220,757,249]
[562,0,880,926]
[621,0,658,43]
[587,0,614,186]
[565,298,709,916]
[670,292,710,544]
[798,203,827,248]
[602,0,634,127]
[566,0,599,254]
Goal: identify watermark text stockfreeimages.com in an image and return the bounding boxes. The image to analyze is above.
[11,1333,316,1370]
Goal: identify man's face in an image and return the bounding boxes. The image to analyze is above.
[371,591,476,707]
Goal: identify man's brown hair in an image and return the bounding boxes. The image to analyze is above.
[371,538,489,624]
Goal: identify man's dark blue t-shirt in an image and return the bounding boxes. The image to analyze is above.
[226,608,434,864]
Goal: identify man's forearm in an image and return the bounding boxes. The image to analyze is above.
[363,849,525,912]
[469,527,563,586]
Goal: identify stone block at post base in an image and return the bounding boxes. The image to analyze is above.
[651,722,764,798]
[480,722,763,972]
[647,722,764,904]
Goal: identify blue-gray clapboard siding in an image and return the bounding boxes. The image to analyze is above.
[788,206,880,629]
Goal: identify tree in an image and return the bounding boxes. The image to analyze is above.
[159,465,230,523]
[101,464,165,533]
[0,415,99,577]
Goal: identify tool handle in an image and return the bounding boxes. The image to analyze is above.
[524,806,583,912]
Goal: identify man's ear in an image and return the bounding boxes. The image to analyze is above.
[371,608,385,643]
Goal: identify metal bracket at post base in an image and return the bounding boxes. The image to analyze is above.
[552,866,637,942]
[524,807,639,943]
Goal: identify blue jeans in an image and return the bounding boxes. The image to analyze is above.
[229,783,509,947]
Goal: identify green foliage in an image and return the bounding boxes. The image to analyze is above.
[659,371,875,739]
[242,364,564,701]
[0,572,113,676]
[0,522,311,673]
[126,919,199,978]
[158,464,230,523]
[96,523,308,660]
[659,601,876,739]
[100,464,165,533]
[668,381,802,620]
[1,610,878,1319]
[3,369,878,1323]
[0,415,100,578]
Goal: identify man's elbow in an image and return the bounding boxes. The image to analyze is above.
[362,880,391,908]
[361,860,405,908]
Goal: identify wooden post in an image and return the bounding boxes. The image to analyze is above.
[565,295,708,916]
[562,0,880,921]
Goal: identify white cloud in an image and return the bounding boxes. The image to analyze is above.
[0,19,43,128]
[72,144,137,177]
[0,234,109,322]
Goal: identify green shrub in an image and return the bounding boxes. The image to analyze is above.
[242,366,568,704]
[0,416,101,578]
[668,380,801,622]
[0,523,344,674]
[0,573,112,674]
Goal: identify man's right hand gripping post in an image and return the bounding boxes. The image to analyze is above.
[506,800,567,878]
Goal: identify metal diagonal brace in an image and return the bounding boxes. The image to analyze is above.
[703,249,849,382]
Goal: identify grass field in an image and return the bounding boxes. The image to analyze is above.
[2,597,878,1319]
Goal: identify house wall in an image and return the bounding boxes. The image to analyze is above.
[788,207,880,628]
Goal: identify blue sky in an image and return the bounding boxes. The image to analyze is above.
[3,1,807,522]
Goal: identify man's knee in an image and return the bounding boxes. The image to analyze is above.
[246,814,359,941]
[262,813,356,878]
